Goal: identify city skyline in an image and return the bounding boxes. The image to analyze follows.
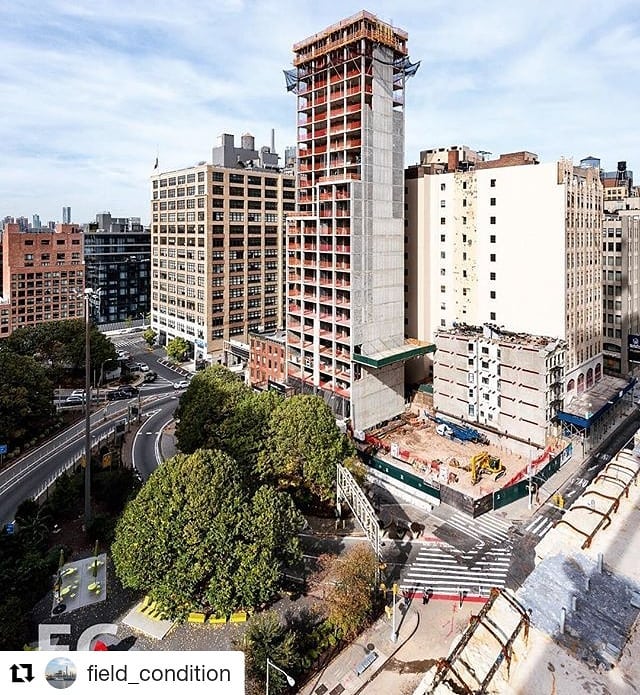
[1,0,639,222]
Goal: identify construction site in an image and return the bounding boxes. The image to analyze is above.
[360,406,568,514]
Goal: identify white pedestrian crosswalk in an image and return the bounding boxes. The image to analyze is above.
[112,337,145,349]
[524,515,554,538]
[440,510,512,544]
[400,541,512,597]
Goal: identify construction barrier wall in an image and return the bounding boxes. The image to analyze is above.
[368,454,441,500]
[366,443,573,517]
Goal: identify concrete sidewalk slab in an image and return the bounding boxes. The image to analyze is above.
[122,600,176,640]
[298,605,419,695]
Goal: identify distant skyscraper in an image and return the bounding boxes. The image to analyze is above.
[62,206,71,224]
[32,214,41,230]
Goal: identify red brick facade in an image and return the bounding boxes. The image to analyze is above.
[0,223,85,336]
[249,331,286,389]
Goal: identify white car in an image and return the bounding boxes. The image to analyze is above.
[70,389,85,398]
[173,380,190,390]
[137,363,150,372]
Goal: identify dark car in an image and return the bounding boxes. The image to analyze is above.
[106,390,129,401]
[143,371,157,383]
[119,385,139,396]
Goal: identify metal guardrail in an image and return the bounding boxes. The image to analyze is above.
[32,427,117,505]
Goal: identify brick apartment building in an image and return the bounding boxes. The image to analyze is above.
[248,329,287,390]
[0,223,85,337]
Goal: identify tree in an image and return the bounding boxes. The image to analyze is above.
[242,612,298,695]
[1,319,116,377]
[14,499,51,550]
[142,327,157,347]
[260,395,354,502]
[310,544,378,639]
[166,336,190,362]
[175,369,281,478]
[0,351,54,449]
[112,449,304,618]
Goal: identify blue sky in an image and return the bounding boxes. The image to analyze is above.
[1,0,639,224]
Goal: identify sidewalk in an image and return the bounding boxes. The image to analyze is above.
[298,602,419,695]
[297,597,481,695]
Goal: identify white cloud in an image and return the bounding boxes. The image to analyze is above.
[0,0,639,222]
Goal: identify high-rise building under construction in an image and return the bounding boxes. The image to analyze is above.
[284,11,425,431]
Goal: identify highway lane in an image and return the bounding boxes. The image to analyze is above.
[0,393,175,526]
[132,396,180,480]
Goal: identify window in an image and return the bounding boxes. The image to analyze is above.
[490,198,496,206]
[440,285,446,293]
[490,216,496,224]
[490,253,496,262]
[490,290,496,299]
[440,200,446,208]
[440,234,446,242]
[440,217,446,225]
[490,312,496,320]
[490,235,496,243]
[490,272,496,280]
[490,179,496,187]
[440,183,446,191]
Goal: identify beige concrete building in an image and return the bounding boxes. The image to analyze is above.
[597,161,640,376]
[285,10,425,430]
[405,146,604,401]
[150,133,294,359]
[433,324,565,447]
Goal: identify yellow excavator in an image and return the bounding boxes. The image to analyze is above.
[470,451,505,485]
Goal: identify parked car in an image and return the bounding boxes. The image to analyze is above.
[173,380,190,390]
[106,390,129,401]
[70,389,85,398]
[119,385,139,396]
[143,371,158,383]
[137,363,150,372]
[65,395,85,405]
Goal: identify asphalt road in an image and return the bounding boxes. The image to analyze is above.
[0,337,185,527]
[131,396,180,480]
[0,405,130,526]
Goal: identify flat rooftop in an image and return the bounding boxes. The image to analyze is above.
[560,374,633,425]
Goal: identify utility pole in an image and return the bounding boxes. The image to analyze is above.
[82,287,101,528]
[83,290,92,528]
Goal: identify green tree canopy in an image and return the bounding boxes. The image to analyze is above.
[0,351,54,448]
[1,319,115,378]
[175,366,281,476]
[165,336,190,362]
[142,327,157,347]
[260,395,354,502]
[242,612,298,695]
[111,449,304,618]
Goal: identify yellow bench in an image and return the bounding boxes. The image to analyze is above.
[188,612,206,624]
[208,615,227,626]
[229,611,248,623]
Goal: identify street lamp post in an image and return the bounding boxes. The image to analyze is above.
[82,287,101,528]
[265,658,295,694]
